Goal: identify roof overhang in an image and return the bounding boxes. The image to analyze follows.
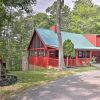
[75,47,100,51]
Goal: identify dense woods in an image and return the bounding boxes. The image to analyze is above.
[0,0,36,70]
[0,0,100,71]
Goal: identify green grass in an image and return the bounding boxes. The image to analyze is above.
[71,66,100,73]
[0,66,100,99]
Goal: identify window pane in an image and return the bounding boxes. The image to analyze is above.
[86,51,90,58]
[37,50,40,56]
[78,51,83,58]
[33,50,37,56]
[49,51,55,57]
[45,50,47,56]
[33,34,36,48]
[55,50,58,57]
[37,39,40,48]
[41,50,44,56]
[41,42,44,48]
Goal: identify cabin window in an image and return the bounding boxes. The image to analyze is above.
[55,50,58,57]
[44,50,47,56]
[41,42,44,48]
[85,51,90,58]
[33,50,37,56]
[49,51,55,57]
[37,50,40,56]
[78,51,83,58]
[33,34,44,48]
[37,39,41,48]
[41,50,44,56]
[78,51,90,58]
[33,35,36,48]
[37,50,45,56]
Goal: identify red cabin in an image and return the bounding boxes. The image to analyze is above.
[27,26,100,68]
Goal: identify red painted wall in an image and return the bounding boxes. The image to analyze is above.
[28,57,48,67]
[92,51,100,62]
[84,34,97,46]
[28,32,48,67]
[96,36,100,47]
[76,58,90,66]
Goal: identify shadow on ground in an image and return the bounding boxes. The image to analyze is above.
[11,71,100,100]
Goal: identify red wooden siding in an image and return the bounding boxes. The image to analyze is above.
[96,36,100,47]
[28,32,48,68]
[84,34,100,47]
[29,57,90,68]
[84,34,97,46]
[29,32,45,49]
[76,58,90,66]
[46,57,90,67]
[28,56,48,67]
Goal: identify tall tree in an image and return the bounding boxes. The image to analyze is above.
[46,1,70,31]
[0,0,37,70]
[69,0,100,34]
[56,0,65,70]
[63,40,75,66]
[0,56,1,80]
[33,13,54,28]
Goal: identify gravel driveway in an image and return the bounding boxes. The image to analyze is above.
[10,70,100,100]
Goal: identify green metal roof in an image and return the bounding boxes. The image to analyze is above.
[36,28,100,50]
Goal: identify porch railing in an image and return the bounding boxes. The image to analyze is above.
[48,57,76,67]
[48,57,90,67]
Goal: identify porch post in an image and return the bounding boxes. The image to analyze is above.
[47,50,50,67]
[48,50,50,57]
[76,50,79,66]
[90,50,92,58]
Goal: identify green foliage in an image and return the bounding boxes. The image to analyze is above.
[63,39,75,57]
[0,2,6,32]
[33,13,54,28]
[90,56,96,64]
[0,0,37,71]
[3,0,36,13]
[69,0,100,34]
[46,1,71,31]
[9,15,34,71]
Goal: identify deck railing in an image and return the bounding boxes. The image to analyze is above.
[48,57,76,67]
[48,57,90,67]
[29,56,90,68]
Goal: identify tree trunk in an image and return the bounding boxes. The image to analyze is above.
[0,63,1,80]
[67,56,68,67]
[56,0,65,70]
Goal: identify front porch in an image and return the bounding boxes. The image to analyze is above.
[28,49,100,68]
[48,49,100,67]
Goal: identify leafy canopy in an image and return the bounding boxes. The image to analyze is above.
[33,13,54,28]
[63,39,75,57]
[69,0,100,34]
[46,1,71,31]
